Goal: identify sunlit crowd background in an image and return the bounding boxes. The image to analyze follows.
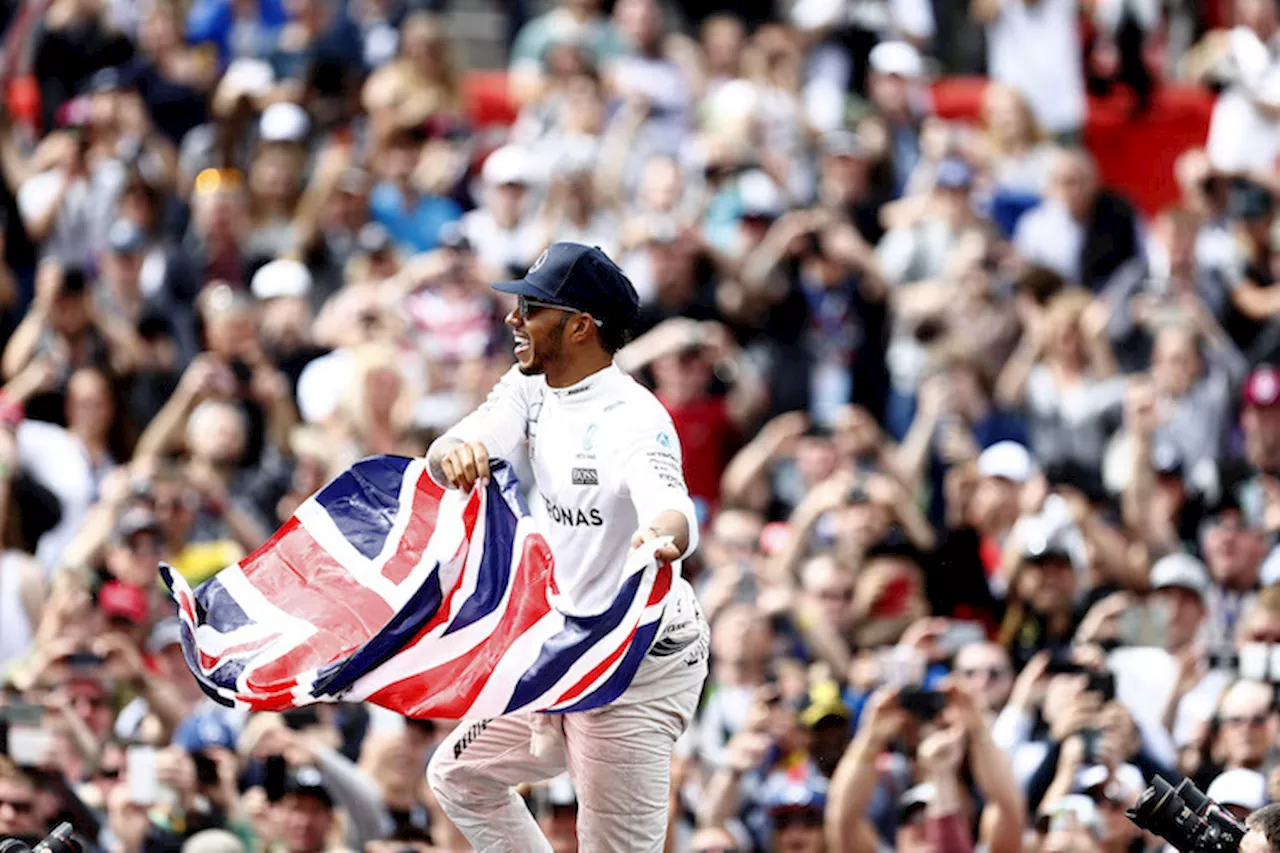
[6,0,1280,851]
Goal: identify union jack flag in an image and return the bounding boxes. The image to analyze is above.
[161,455,674,718]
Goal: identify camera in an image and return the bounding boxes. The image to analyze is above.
[1126,775,1245,853]
[0,822,84,853]
[897,686,947,721]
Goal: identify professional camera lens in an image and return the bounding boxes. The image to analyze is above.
[1128,777,1213,852]
[1176,779,1212,816]
[0,823,83,853]
[1128,777,1245,853]
[34,822,83,853]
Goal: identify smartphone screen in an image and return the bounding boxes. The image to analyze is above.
[127,745,159,806]
[1,703,49,767]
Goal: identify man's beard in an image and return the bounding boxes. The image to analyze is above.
[517,321,566,376]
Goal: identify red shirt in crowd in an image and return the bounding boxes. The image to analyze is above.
[658,393,736,508]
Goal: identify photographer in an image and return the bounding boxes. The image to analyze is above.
[1241,803,1280,853]
[825,682,1024,853]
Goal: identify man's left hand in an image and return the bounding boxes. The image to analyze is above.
[631,526,682,563]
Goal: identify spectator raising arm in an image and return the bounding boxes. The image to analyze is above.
[947,683,1026,853]
[719,410,809,509]
[826,686,908,853]
[133,355,223,461]
[994,318,1046,409]
[2,260,60,379]
[916,724,975,853]
[764,472,854,586]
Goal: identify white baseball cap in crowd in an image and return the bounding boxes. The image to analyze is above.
[1040,795,1104,839]
[1206,768,1267,812]
[869,41,924,79]
[251,259,312,301]
[259,102,310,144]
[1149,552,1210,603]
[1076,763,1145,804]
[977,441,1035,484]
[739,170,786,220]
[221,59,274,100]
[482,144,534,187]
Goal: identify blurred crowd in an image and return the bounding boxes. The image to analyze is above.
[8,0,1280,852]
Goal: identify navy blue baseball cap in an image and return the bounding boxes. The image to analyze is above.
[494,242,640,329]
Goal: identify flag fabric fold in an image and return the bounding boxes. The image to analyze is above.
[162,455,674,719]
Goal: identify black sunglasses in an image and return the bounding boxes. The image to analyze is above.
[516,295,603,327]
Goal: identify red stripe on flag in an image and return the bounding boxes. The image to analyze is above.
[646,564,672,607]
[368,533,556,719]
[240,689,305,713]
[379,471,445,584]
[177,590,197,623]
[237,517,395,694]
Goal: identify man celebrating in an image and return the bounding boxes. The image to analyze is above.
[424,242,710,851]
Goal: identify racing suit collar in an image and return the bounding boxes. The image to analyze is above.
[547,363,623,401]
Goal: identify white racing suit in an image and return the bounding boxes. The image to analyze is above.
[424,364,710,852]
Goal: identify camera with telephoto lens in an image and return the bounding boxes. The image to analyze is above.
[1126,775,1246,853]
[0,822,84,853]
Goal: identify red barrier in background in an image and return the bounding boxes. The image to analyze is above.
[929,76,1216,216]
[461,70,1216,217]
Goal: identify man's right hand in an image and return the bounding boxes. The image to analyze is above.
[439,441,492,492]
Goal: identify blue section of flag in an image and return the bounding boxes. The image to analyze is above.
[209,658,248,692]
[193,577,252,632]
[314,455,412,559]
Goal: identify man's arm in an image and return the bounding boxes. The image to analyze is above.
[622,415,700,563]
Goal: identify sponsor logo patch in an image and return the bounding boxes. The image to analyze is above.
[453,719,491,759]
[543,497,604,526]
[572,467,598,485]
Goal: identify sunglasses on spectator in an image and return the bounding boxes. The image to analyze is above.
[1221,713,1270,728]
[958,666,1010,680]
[818,587,855,602]
[516,295,602,327]
[97,767,122,780]
[0,798,33,813]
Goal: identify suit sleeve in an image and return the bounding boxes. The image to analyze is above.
[426,367,533,486]
[620,415,700,559]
